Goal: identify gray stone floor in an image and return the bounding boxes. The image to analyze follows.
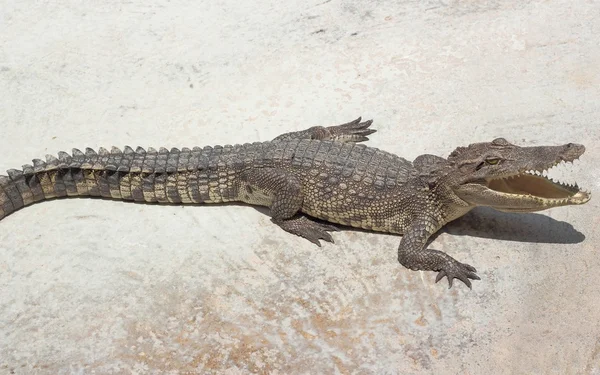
[1,0,599,373]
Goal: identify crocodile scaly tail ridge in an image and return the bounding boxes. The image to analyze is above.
[0,147,127,220]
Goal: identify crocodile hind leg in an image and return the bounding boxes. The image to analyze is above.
[240,167,337,246]
[272,117,375,143]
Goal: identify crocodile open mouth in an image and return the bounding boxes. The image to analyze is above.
[452,141,591,212]
[485,164,591,205]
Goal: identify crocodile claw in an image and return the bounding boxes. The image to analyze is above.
[298,221,338,247]
[273,216,339,247]
[435,261,480,289]
[328,117,376,143]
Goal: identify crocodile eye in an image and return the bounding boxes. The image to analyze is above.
[486,158,500,165]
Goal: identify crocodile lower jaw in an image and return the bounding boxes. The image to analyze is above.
[485,172,591,206]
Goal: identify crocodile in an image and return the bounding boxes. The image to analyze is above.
[0,118,591,288]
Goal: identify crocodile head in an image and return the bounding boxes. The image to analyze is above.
[444,138,591,212]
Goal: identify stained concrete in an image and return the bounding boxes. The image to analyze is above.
[1,0,599,373]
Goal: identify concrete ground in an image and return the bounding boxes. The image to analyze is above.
[1,0,599,373]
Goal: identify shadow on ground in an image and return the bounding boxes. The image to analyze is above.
[443,207,585,244]
[5,197,583,246]
[250,204,585,246]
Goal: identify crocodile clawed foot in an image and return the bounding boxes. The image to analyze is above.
[435,260,480,289]
[328,117,376,143]
[273,215,339,247]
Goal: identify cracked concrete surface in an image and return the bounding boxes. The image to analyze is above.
[1,0,599,373]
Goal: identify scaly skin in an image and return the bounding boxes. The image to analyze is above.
[0,118,591,288]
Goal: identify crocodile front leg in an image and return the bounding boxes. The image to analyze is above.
[272,117,375,143]
[398,216,480,288]
[240,167,338,245]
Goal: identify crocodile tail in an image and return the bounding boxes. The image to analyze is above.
[1,151,69,220]
[0,174,21,220]
[0,144,246,220]
[0,169,37,221]
[0,145,220,220]
[0,147,125,221]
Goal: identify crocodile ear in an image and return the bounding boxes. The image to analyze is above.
[413,154,450,188]
[413,154,449,173]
